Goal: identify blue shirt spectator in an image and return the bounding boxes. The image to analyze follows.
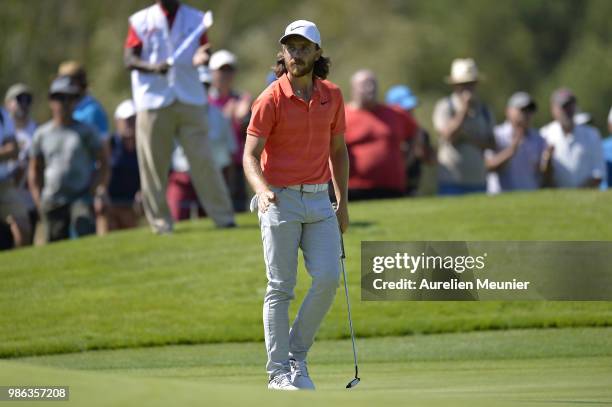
[58,60,109,141]
[73,94,109,141]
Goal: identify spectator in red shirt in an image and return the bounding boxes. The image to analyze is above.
[345,70,418,200]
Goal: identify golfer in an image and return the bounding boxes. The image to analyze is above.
[244,20,349,390]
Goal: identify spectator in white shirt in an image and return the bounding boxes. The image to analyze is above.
[540,88,605,188]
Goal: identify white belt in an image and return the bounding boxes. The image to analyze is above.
[286,183,328,193]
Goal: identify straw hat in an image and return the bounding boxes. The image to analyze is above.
[445,58,483,84]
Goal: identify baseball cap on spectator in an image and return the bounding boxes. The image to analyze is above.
[279,20,321,47]
[48,76,80,97]
[550,88,576,106]
[386,85,419,110]
[507,91,537,112]
[58,60,87,88]
[209,50,237,71]
[5,83,32,103]
[114,99,136,120]
[445,58,483,84]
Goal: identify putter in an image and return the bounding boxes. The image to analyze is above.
[339,231,360,389]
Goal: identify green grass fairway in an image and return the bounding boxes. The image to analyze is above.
[1,190,612,357]
[5,328,612,406]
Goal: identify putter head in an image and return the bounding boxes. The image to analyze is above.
[346,377,360,389]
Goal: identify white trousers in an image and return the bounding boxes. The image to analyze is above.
[256,186,341,379]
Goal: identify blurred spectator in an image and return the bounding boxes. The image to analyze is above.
[124,0,235,234]
[58,60,111,235]
[433,58,495,195]
[208,49,252,212]
[265,71,277,86]
[58,61,110,139]
[4,83,38,241]
[540,88,605,188]
[345,70,418,200]
[485,92,549,193]
[0,107,31,248]
[386,85,436,195]
[107,100,142,230]
[601,107,612,189]
[28,76,109,243]
[167,68,236,221]
[574,111,592,126]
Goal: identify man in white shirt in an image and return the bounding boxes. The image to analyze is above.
[124,0,235,233]
[540,88,605,188]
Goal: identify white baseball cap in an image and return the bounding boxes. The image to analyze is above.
[114,99,136,120]
[608,106,612,124]
[279,20,321,47]
[209,50,237,71]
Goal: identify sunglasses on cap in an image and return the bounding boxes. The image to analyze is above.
[50,93,78,102]
[520,104,537,114]
[16,93,33,105]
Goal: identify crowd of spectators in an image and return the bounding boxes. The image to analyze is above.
[1,2,611,250]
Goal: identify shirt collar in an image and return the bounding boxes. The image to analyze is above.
[278,73,321,101]
[159,2,180,17]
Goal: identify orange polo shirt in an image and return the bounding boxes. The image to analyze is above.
[247,74,346,186]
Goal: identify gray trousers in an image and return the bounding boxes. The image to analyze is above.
[256,187,341,379]
[136,101,235,232]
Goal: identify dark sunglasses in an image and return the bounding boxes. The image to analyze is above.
[16,93,33,105]
[50,93,77,102]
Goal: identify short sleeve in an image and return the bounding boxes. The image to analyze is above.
[331,88,346,135]
[432,98,450,134]
[30,129,43,158]
[247,93,276,138]
[125,24,143,49]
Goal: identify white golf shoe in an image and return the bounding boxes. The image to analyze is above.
[290,359,315,390]
[268,372,299,391]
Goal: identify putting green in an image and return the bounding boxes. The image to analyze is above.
[5,328,612,406]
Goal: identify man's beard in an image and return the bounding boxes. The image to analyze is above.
[287,58,315,78]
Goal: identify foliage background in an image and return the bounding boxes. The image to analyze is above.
[1,0,611,136]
